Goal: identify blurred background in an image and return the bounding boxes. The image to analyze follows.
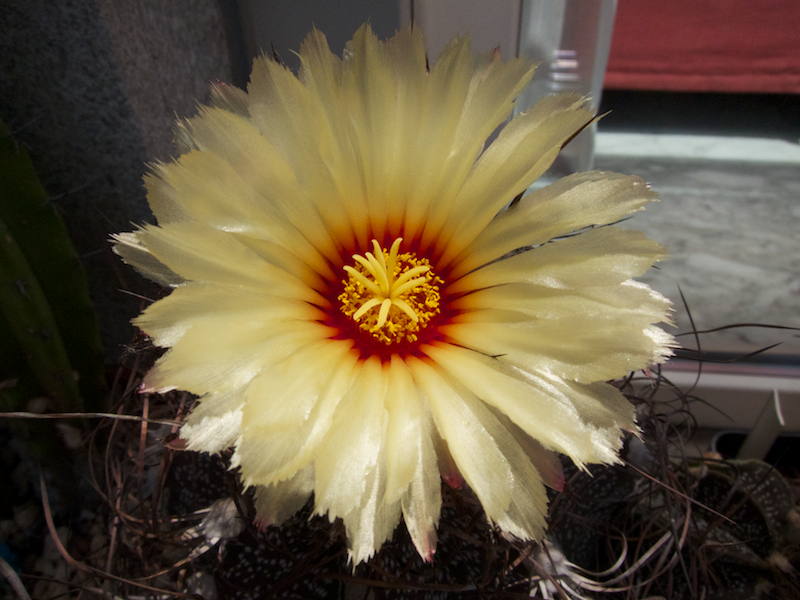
[2,0,799,428]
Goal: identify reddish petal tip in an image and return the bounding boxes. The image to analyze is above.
[443,473,465,489]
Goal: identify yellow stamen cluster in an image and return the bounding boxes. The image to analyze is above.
[339,238,443,345]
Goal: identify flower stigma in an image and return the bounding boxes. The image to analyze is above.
[339,238,443,345]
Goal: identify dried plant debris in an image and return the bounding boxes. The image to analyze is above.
[3,352,799,599]
[539,390,800,599]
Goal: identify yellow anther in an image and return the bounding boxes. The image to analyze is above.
[338,238,443,345]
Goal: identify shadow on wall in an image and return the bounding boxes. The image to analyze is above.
[237,0,400,73]
[1,0,402,360]
[0,0,236,360]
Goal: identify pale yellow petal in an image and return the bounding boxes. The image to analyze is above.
[174,110,341,270]
[383,357,423,503]
[143,318,333,395]
[400,467,441,562]
[422,343,635,466]
[110,231,184,287]
[142,169,191,225]
[449,277,675,381]
[208,81,250,117]
[450,171,657,278]
[491,407,564,490]
[431,425,463,489]
[232,342,360,486]
[446,276,676,381]
[453,47,537,163]
[241,340,352,432]
[398,422,442,560]
[448,226,667,295]
[406,357,513,517]
[232,235,330,292]
[135,283,323,347]
[452,280,672,323]
[407,357,547,539]
[181,389,244,454]
[314,357,388,522]
[395,32,474,240]
[492,472,547,542]
[442,317,673,384]
[417,47,537,248]
[137,222,324,304]
[170,123,199,161]
[253,464,315,526]
[343,25,414,240]
[432,94,595,263]
[492,434,550,540]
[296,29,367,247]
[342,438,402,565]
[298,28,345,90]
[382,356,442,558]
[247,49,363,245]
[515,436,564,492]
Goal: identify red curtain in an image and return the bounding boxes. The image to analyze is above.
[604,0,800,93]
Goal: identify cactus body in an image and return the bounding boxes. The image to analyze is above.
[0,118,105,413]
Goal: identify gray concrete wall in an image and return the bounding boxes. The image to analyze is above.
[1,0,234,359]
[239,0,400,72]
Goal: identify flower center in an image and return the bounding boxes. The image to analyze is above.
[338,238,443,345]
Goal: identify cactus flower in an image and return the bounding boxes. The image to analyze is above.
[113,25,674,564]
